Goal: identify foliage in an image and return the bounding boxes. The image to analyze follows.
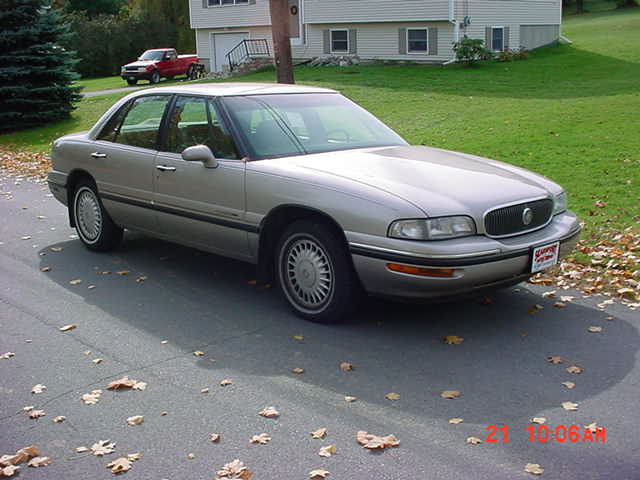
[64,0,126,17]
[0,0,82,132]
[452,37,494,66]
[128,0,195,54]
[616,0,638,7]
[496,46,530,62]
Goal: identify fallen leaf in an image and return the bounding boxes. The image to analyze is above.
[560,295,574,302]
[524,463,544,475]
[219,379,233,387]
[584,423,599,433]
[0,352,15,359]
[318,444,336,457]
[292,335,304,341]
[21,236,31,240]
[466,436,482,445]
[106,376,145,391]
[84,350,91,355]
[441,390,461,399]
[0,465,19,477]
[443,335,464,345]
[69,279,82,285]
[160,411,168,416]
[385,392,400,401]
[92,358,103,364]
[588,326,602,333]
[135,275,147,282]
[546,356,563,364]
[161,340,168,344]
[553,301,566,308]
[531,417,546,424]
[249,433,271,444]
[356,431,399,450]
[126,415,144,425]
[216,459,252,479]
[258,406,279,418]
[40,266,51,272]
[59,324,77,332]
[115,270,130,275]
[187,453,195,460]
[91,440,116,456]
[193,351,204,357]
[28,410,45,419]
[311,428,327,439]
[449,418,464,424]
[22,406,33,412]
[344,396,357,402]
[50,247,62,252]
[27,457,52,468]
[340,362,354,371]
[562,401,578,411]
[291,367,305,374]
[566,365,584,374]
[106,457,132,474]
[309,469,330,479]
[132,381,146,391]
[81,390,102,405]
[210,433,221,443]
[75,447,89,453]
[561,381,576,389]
[31,384,46,394]
[53,416,66,423]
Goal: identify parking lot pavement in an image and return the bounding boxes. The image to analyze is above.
[1,176,638,479]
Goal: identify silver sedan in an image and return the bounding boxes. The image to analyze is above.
[48,83,580,322]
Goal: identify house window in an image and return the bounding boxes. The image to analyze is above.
[330,30,348,53]
[208,0,248,6]
[407,28,428,53]
[491,27,504,52]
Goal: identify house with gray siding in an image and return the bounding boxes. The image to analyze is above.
[189,0,562,72]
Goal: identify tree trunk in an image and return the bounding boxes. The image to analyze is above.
[576,0,585,13]
[268,0,294,84]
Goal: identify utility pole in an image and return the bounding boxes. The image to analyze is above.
[268,0,295,84]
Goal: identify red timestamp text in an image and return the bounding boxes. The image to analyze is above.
[485,424,606,444]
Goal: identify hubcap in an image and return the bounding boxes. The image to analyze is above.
[76,189,102,242]
[285,238,333,309]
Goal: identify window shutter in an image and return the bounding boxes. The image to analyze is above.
[348,29,357,54]
[504,26,510,50]
[428,28,438,55]
[323,29,330,54]
[398,28,406,54]
[485,27,492,50]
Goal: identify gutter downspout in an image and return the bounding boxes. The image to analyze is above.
[444,0,459,65]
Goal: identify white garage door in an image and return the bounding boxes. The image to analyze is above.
[212,32,249,72]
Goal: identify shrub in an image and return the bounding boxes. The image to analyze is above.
[452,37,494,66]
[616,0,638,8]
[496,46,530,62]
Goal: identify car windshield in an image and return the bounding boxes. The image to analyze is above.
[139,51,165,61]
[221,93,407,159]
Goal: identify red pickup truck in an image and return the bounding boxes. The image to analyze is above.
[121,48,200,85]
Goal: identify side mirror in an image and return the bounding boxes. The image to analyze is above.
[182,145,218,169]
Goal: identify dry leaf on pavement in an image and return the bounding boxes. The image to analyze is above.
[385,392,400,401]
[443,335,464,345]
[193,351,204,357]
[292,335,304,341]
[81,390,102,405]
[75,447,89,453]
[291,367,305,374]
[309,469,330,478]
[106,457,132,474]
[53,416,66,423]
[340,362,355,371]
[31,384,46,394]
[530,417,546,424]
[546,356,563,364]
[59,324,77,332]
[69,279,82,285]
[524,463,544,475]
[28,410,45,419]
[258,407,279,418]
[187,453,195,460]
[91,440,116,456]
[561,381,576,389]
[216,459,252,479]
[210,433,221,443]
[220,379,233,386]
[115,270,129,276]
[318,445,336,457]
[588,326,603,333]
[311,428,327,439]
[106,377,145,391]
[201,388,210,393]
[0,352,15,359]
[40,267,51,272]
[566,365,583,374]
[0,465,20,477]
[135,275,147,283]
[562,401,578,411]
[126,415,144,426]
[584,423,600,433]
[466,436,482,445]
[356,431,399,450]
[344,396,357,402]
[441,390,461,399]
[249,433,271,445]
[449,418,464,424]
[92,358,103,364]
[27,456,52,468]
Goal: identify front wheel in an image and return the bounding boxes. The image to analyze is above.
[126,79,137,86]
[150,70,160,84]
[73,180,123,252]
[277,220,359,323]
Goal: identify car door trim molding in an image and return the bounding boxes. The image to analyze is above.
[100,191,259,233]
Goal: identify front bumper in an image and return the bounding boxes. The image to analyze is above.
[121,71,153,81]
[350,211,581,299]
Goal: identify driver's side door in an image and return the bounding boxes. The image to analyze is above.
[153,95,252,261]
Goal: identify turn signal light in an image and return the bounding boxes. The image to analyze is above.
[386,263,455,278]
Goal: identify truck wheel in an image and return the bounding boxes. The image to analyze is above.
[126,79,137,86]
[150,70,160,84]
[186,65,195,80]
[276,219,358,323]
[73,179,123,252]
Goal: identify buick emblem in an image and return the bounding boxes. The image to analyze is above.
[522,207,534,226]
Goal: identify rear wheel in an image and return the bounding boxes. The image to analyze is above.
[277,219,358,323]
[186,65,195,80]
[73,180,123,252]
[150,70,160,84]
[126,79,137,86]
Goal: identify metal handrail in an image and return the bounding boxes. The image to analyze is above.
[225,39,270,71]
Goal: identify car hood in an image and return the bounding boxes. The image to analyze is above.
[278,145,560,218]
[123,60,156,68]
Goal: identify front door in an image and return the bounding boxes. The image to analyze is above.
[288,0,302,45]
[212,32,248,72]
[154,95,251,260]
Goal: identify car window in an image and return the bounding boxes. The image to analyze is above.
[116,95,170,150]
[97,101,130,143]
[164,96,239,159]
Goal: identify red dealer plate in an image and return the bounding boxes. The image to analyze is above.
[531,241,560,273]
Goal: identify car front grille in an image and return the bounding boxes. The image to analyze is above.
[484,198,553,237]
[125,67,139,72]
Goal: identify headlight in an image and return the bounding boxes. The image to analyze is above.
[388,216,476,241]
[553,191,567,215]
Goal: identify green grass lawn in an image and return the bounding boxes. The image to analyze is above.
[75,74,196,92]
[2,9,638,236]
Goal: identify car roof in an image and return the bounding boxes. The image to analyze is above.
[128,82,337,98]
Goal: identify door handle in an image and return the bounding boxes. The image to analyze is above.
[91,152,107,159]
[156,165,176,172]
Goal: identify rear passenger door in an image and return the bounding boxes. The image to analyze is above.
[153,95,251,260]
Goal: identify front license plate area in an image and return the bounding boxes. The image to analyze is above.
[531,241,560,273]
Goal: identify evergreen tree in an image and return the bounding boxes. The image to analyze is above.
[0,0,83,132]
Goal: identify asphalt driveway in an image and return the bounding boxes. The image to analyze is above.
[1,175,638,479]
